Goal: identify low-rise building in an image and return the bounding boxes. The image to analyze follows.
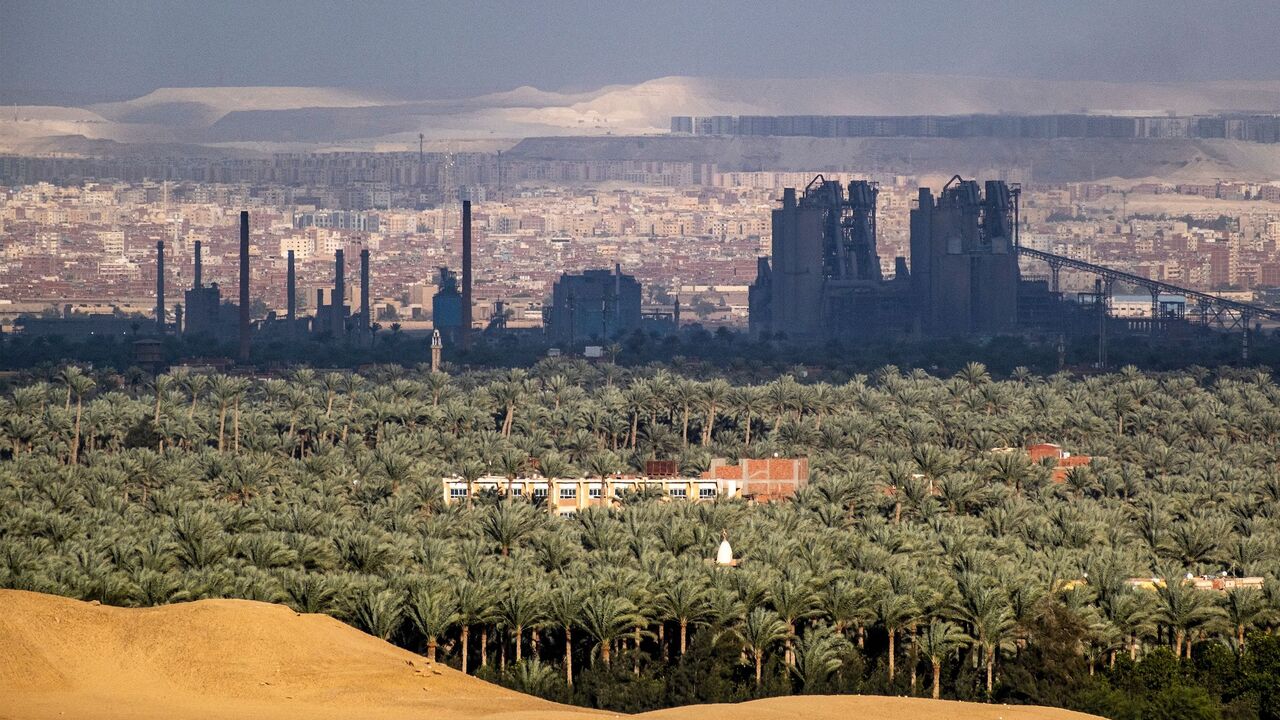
[441,457,809,515]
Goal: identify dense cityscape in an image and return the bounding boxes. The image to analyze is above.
[6,170,1280,341]
[6,3,1280,720]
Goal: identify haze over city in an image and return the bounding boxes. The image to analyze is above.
[5,4,1280,720]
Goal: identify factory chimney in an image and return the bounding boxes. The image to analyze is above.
[286,249,296,331]
[333,249,345,337]
[238,211,250,362]
[193,240,202,288]
[360,247,371,337]
[155,240,165,334]
[461,200,472,349]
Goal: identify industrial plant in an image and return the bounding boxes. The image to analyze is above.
[749,174,1280,359]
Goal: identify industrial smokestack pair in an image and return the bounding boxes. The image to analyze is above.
[330,247,370,337]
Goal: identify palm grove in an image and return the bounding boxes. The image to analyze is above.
[3,360,1280,719]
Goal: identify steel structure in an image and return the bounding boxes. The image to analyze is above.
[805,175,882,282]
[1016,245,1278,360]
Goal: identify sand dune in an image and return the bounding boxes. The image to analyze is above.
[7,75,1280,155]
[0,590,1100,720]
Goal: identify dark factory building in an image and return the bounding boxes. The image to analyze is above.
[312,250,351,340]
[432,267,465,344]
[750,175,1054,341]
[183,239,241,340]
[910,177,1021,336]
[749,178,912,341]
[545,265,642,345]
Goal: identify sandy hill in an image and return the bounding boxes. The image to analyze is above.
[0,590,1101,720]
[7,74,1280,155]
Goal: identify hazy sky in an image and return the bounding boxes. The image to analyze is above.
[3,0,1278,104]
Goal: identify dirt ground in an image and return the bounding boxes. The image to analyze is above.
[0,590,1100,720]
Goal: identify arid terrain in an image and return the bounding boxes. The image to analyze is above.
[0,590,1101,720]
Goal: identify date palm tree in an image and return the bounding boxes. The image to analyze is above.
[657,575,711,656]
[918,618,967,699]
[578,588,644,668]
[545,582,583,688]
[406,579,458,663]
[740,606,790,688]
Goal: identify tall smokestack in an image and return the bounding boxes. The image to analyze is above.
[193,240,203,288]
[155,240,165,334]
[333,249,345,337]
[461,199,472,349]
[286,250,296,330]
[360,247,370,336]
[238,210,250,362]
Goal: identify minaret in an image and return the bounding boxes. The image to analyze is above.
[155,240,165,334]
[716,529,735,567]
[431,329,443,373]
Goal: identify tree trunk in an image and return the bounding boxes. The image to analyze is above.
[985,653,994,698]
[71,398,83,464]
[565,626,574,687]
[601,636,611,667]
[680,619,687,655]
[233,399,241,451]
[910,645,918,693]
[481,627,488,667]
[755,653,763,687]
[461,625,470,675]
[932,661,941,699]
[888,630,896,682]
[515,624,523,663]
[786,622,795,666]
[427,637,438,663]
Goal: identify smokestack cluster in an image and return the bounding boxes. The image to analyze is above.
[155,241,165,334]
[333,249,345,337]
[238,211,250,362]
[360,247,370,336]
[461,200,472,349]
